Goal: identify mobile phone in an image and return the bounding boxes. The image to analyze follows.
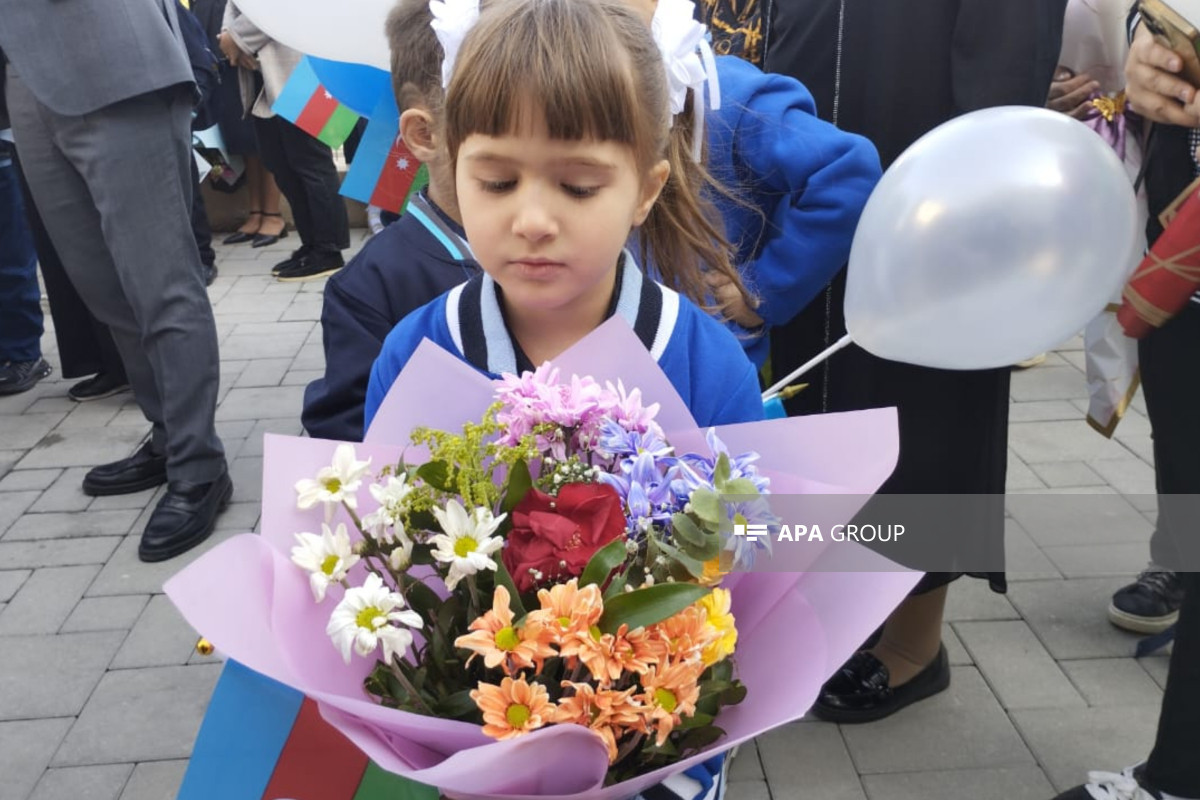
[1140,0,1200,88]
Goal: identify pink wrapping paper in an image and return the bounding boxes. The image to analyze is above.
[165,318,920,799]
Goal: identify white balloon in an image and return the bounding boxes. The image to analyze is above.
[232,0,394,71]
[844,106,1139,370]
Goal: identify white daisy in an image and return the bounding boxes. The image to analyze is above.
[361,473,414,541]
[326,573,423,664]
[387,531,415,572]
[290,523,360,603]
[429,500,506,590]
[295,443,372,520]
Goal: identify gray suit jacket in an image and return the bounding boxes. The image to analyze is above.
[0,0,194,116]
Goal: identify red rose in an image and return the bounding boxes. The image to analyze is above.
[503,482,627,592]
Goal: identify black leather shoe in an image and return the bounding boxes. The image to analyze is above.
[138,469,233,562]
[811,644,950,724]
[251,214,289,248]
[81,442,168,496]
[271,245,313,276]
[68,371,131,402]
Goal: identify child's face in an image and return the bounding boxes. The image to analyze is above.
[456,109,666,321]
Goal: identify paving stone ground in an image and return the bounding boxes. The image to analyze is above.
[0,234,1173,800]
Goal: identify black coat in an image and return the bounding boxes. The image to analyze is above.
[765,0,1067,167]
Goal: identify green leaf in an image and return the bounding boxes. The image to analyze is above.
[598,582,710,633]
[580,537,628,588]
[689,491,722,525]
[678,712,715,730]
[723,478,760,496]
[712,453,732,489]
[435,689,479,720]
[493,558,527,621]
[721,681,748,706]
[404,579,442,622]
[603,570,628,601]
[678,725,725,753]
[670,512,707,548]
[501,459,534,514]
[678,530,719,562]
[416,460,454,492]
[652,537,707,579]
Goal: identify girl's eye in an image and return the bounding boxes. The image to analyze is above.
[562,184,599,199]
[480,180,516,193]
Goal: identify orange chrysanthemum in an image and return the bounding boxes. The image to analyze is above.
[638,659,703,745]
[470,677,554,740]
[455,586,554,673]
[578,623,658,684]
[555,681,645,763]
[525,580,604,646]
[648,604,716,663]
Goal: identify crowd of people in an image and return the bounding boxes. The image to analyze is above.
[0,0,1197,797]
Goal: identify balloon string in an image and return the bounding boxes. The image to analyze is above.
[762,333,854,402]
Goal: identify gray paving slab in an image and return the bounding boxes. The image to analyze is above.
[1060,658,1164,707]
[727,741,764,782]
[3,508,142,541]
[0,489,39,536]
[233,357,293,388]
[54,401,125,432]
[61,594,150,634]
[1011,705,1160,792]
[1009,365,1086,402]
[28,467,94,513]
[28,764,133,800]
[1029,461,1106,488]
[282,367,323,386]
[15,426,149,470]
[236,417,305,458]
[86,527,242,597]
[1041,543,1153,578]
[1008,401,1087,423]
[0,468,63,492]
[0,412,67,449]
[0,569,30,601]
[85,484,164,512]
[228,456,264,502]
[945,579,1020,622]
[111,594,202,669]
[1005,493,1151,548]
[954,620,1085,710]
[118,761,188,800]
[52,663,222,766]
[1005,454,1045,491]
[861,765,1055,800]
[838,667,1034,774]
[943,623,972,666]
[1007,578,1145,660]
[1138,654,1171,690]
[0,536,122,569]
[1003,518,1064,582]
[0,632,123,719]
[0,564,100,635]
[215,385,306,422]
[0,718,74,800]
[1087,459,1157,497]
[758,722,867,800]
[1009,420,1137,464]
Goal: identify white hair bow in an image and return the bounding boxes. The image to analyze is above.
[430,0,481,89]
[651,0,720,161]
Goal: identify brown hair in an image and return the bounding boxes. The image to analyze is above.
[385,0,448,115]
[442,0,752,313]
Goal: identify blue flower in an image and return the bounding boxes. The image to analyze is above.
[676,428,769,495]
[598,451,680,536]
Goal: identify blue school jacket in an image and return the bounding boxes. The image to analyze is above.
[364,252,765,430]
[707,55,882,367]
[302,191,479,441]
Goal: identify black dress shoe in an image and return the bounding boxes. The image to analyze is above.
[251,214,289,248]
[811,644,950,724]
[222,230,256,244]
[138,470,233,562]
[271,245,313,276]
[68,371,131,402]
[82,442,168,496]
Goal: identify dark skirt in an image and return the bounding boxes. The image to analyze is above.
[773,269,1009,593]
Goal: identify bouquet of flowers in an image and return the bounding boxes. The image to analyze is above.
[167,319,919,800]
[284,362,775,783]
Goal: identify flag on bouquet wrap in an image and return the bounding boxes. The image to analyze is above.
[272,57,361,148]
[180,659,728,800]
[179,659,438,800]
[339,97,428,214]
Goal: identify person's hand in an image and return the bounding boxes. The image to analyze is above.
[1046,66,1100,119]
[218,31,259,71]
[1125,21,1200,126]
[706,272,764,329]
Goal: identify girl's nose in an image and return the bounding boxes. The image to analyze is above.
[511,188,558,242]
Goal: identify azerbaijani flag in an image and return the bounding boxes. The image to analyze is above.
[272,57,361,149]
[178,660,438,800]
[340,99,428,214]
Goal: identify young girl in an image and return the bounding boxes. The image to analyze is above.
[364,0,764,431]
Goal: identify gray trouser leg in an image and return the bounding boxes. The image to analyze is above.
[7,74,225,483]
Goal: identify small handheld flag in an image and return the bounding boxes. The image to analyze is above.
[272,57,361,148]
[340,98,429,214]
